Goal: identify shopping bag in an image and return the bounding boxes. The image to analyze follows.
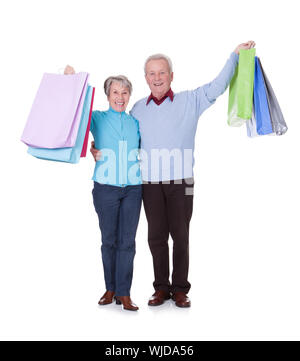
[258,58,288,135]
[80,87,95,157]
[21,72,89,148]
[253,57,273,135]
[228,48,255,126]
[246,101,259,137]
[28,85,93,163]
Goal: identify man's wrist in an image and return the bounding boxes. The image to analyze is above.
[231,51,239,63]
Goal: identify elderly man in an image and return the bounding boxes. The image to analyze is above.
[91,41,255,308]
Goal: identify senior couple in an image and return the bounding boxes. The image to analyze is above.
[64,40,255,311]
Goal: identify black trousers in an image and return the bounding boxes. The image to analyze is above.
[142,178,194,294]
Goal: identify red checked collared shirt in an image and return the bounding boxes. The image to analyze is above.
[146,88,174,106]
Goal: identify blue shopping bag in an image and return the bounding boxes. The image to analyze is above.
[28,85,93,163]
[258,58,288,135]
[253,57,273,135]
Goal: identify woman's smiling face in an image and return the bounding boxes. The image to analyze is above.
[108,81,130,112]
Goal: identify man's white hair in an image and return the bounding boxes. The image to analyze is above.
[144,53,173,75]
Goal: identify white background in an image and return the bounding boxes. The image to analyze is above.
[0,0,299,341]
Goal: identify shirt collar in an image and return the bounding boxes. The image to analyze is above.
[146,88,174,106]
[108,106,126,115]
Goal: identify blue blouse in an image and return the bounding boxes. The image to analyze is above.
[90,107,141,187]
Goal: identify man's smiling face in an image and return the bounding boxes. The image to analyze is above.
[145,58,173,100]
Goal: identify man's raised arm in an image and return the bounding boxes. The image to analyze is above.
[203,40,256,103]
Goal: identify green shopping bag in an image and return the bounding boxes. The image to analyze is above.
[228,48,256,126]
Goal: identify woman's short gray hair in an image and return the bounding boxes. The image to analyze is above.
[144,53,173,75]
[104,75,133,96]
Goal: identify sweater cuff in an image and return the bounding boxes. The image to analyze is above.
[230,51,239,64]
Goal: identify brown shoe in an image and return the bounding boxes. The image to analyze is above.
[148,290,171,306]
[98,290,115,305]
[115,296,139,311]
[172,292,191,308]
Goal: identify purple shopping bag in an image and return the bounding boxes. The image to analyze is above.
[21,72,89,148]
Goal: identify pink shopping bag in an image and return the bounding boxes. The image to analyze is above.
[21,72,89,148]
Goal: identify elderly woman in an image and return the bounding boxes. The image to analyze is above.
[64,66,142,311]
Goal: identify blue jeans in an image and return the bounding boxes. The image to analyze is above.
[92,182,142,296]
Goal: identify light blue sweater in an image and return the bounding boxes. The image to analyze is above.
[130,52,239,182]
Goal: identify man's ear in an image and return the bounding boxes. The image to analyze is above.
[171,72,174,82]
